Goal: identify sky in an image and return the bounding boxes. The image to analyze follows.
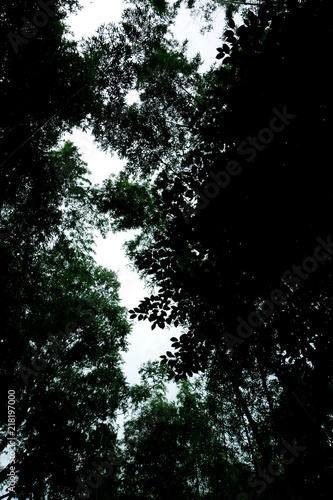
[63,0,226,391]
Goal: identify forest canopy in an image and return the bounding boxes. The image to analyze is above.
[1,0,332,498]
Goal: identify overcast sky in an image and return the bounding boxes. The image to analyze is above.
[64,0,226,391]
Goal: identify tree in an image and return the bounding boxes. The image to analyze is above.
[89,0,333,496]
[2,0,333,497]
[111,363,246,499]
[0,139,133,498]
[0,1,132,497]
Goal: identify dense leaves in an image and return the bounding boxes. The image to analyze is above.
[0,1,131,498]
[90,0,333,498]
[1,0,333,498]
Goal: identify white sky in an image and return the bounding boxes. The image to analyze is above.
[64,0,225,390]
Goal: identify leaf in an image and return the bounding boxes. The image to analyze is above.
[224,30,234,38]
[236,25,247,37]
[247,10,257,24]
[228,18,235,29]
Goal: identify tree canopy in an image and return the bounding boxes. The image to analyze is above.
[1,0,332,498]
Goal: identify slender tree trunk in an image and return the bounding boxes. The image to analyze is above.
[241,412,258,470]
[231,377,269,462]
[220,398,235,497]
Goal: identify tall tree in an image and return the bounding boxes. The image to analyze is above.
[89,0,333,497]
[0,139,132,499]
[0,1,132,498]
[110,363,247,499]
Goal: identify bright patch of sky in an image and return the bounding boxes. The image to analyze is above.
[64,0,226,393]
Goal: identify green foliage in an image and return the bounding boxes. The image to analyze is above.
[92,171,155,231]
[0,1,131,497]
[109,371,248,499]
[1,0,333,498]
[89,0,333,498]
[150,0,169,14]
